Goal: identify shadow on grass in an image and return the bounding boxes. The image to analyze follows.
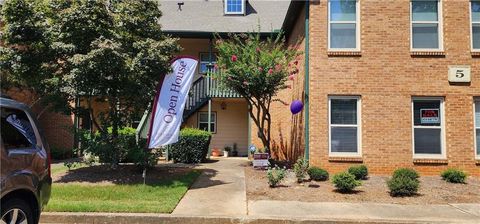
[54,164,229,189]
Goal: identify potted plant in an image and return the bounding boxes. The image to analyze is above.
[211,148,221,157]
[223,146,232,157]
[231,143,238,157]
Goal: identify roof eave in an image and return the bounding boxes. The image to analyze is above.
[163,30,281,39]
[281,0,306,38]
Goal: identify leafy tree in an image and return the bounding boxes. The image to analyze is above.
[1,0,180,165]
[214,32,301,152]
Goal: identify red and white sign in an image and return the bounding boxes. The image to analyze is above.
[420,109,440,124]
[147,56,198,148]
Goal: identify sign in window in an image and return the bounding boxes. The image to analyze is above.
[412,98,444,157]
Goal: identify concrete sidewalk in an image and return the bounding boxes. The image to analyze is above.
[172,157,248,216]
[248,200,480,223]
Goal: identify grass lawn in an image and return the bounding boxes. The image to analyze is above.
[45,169,201,213]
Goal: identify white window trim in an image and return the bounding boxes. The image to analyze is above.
[328,96,362,157]
[224,0,245,15]
[474,98,480,159]
[327,0,361,52]
[411,97,446,159]
[471,0,480,52]
[198,112,217,133]
[410,0,444,52]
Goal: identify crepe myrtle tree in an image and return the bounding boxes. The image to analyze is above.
[214,32,301,152]
[0,0,180,138]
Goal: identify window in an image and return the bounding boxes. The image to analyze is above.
[411,0,443,50]
[199,53,217,74]
[475,99,480,159]
[412,97,445,158]
[329,96,361,156]
[472,0,480,50]
[225,0,245,15]
[328,0,360,50]
[198,112,216,133]
[1,108,37,150]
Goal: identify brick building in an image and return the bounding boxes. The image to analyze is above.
[280,0,480,176]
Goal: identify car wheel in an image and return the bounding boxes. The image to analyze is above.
[1,198,34,224]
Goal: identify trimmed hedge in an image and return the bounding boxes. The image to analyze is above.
[308,167,329,181]
[388,168,420,197]
[392,168,419,180]
[441,168,467,183]
[169,128,212,163]
[387,176,419,196]
[332,172,361,192]
[348,165,368,180]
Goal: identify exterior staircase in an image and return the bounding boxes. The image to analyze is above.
[183,75,241,120]
[183,77,210,120]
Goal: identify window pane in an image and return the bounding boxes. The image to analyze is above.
[412,23,439,49]
[330,0,356,21]
[199,113,208,122]
[477,129,480,155]
[331,99,357,124]
[476,101,480,127]
[414,128,441,154]
[331,127,358,153]
[200,63,208,73]
[1,109,36,149]
[472,1,480,22]
[413,100,441,126]
[200,53,217,62]
[199,123,208,131]
[199,113,215,122]
[330,23,357,49]
[412,1,438,21]
[473,24,480,49]
[226,0,242,13]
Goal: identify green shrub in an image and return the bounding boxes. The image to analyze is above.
[392,168,419,180]
[267,165,286,188]
[441,168,467,183]
[387,176,419,196]
[79,127,159,168]
[308,167,329,181]
[293,157,309,183]
[348,165,368,180]
[126,138,162,169]
[332,172,361,192]
[169,128,212,164]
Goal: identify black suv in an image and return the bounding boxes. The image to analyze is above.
[1,97,52,224]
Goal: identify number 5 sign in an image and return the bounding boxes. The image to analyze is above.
[448,65,471,83]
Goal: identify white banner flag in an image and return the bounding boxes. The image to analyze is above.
[147,56,198,148]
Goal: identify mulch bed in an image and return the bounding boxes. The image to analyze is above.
[53,164,195,185]
[245,167,480,204]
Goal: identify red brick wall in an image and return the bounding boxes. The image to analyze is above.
[305,0,479,176]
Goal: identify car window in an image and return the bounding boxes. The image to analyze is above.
[1,108,37,149]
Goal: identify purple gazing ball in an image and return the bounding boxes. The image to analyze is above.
[290,100,304,114]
